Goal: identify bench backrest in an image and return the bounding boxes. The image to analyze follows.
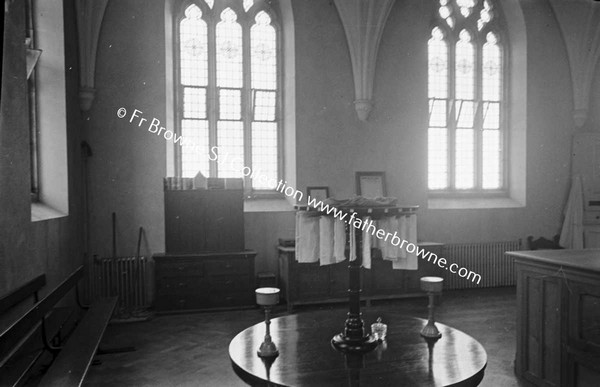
[0,266,83,367]
[0,274,46,315]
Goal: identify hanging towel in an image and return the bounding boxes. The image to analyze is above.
[393,214,418,270]
[559,174,584,249]
[362,217,372,269]
[295,211,319,263]
[319,216,335,265]
[333,219,347,263]
[377,216,401,260]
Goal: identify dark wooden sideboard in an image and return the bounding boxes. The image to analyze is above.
[153,251,256,313]
[278,242,445,312]
[508,249,600,387]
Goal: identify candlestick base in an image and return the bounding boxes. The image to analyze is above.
[420,321,442,339]
[257,341,279,358]
[331,333,378,353]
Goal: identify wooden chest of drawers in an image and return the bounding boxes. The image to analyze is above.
[153,251,256,313]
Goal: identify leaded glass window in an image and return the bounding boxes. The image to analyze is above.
[428,0,504,192]
[176,1,280,191]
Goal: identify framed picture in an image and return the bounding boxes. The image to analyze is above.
[356,172,386,198]
[306,186,330,202]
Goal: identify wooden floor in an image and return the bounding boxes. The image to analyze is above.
[81,287,524,386]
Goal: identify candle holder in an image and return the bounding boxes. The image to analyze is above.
[255,287,280,358]
[420,276,443,339]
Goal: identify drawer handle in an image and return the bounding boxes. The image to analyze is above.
[225,264,233,269]
[178,282,184,287]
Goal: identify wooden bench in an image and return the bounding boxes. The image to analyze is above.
[0,266,118,387]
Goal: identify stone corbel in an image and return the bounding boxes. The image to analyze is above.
[75,0,109,111]
[333,0,396,121]
[549,0,600,128]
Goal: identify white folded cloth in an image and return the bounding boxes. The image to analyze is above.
[295,211,319,263]
[392,214,418,270]
[333,219,347,263]
[319,216,335,265]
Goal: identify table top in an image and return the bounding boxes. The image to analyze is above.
[506,249,600,274]
[229,310,487,386]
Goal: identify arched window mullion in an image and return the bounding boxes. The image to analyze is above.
[242,17,253,190]
[448,33,457,191]
[207,9,218,177]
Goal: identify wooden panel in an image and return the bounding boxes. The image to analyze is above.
[165,191,208,253]
[542,279,561,385]
[154,252,255,313]
[569,283,600,351]
[157,276,207,295]
[204,190,244,252]
[512,250,600,387]
[164,189,244,254]
[526,275,542,379]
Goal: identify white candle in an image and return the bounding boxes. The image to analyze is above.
[256,287,280,306]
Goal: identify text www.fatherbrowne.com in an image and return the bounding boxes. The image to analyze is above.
[118,107,482,285]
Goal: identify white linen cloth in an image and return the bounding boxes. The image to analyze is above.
[559,174,584,249]
[375,214,418,270]
[295,211,319,263]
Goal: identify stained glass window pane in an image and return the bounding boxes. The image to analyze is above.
[253,90,276,121]
[181,119,209,177]
[455,128,474,189]
[204,0,214,9]
[251,12,277,90]
[219,89,241,120]
[428,28,448,99]
[429,99,447,127]
[455,30,474,99]
[183,87,206,119]
[217,121,244,177]
[482,102,500,129]
[216,8,243,88]
[456,100,475,128]
[428,128,448,189]
[252,122,278,189]
[180,5,208,86]
[482,129,501,189]
[482,37,501,101]
[243,0,254,12]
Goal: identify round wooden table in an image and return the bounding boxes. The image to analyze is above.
[229,310,487,386]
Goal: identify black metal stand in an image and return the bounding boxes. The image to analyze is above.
[331,225,378,353]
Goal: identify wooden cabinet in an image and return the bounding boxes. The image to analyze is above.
[154,251,256,313]
[164,189,244,253]
[509,250,600,387]
[278,243,444,312]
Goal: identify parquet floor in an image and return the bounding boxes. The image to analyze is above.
[83,287,524,387]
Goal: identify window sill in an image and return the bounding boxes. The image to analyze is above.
[428,196,525,210]
[31,202,68,222]
[244,196,295,213]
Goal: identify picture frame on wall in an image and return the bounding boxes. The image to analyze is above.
[356,172,386,198]
[306,186,330,202]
